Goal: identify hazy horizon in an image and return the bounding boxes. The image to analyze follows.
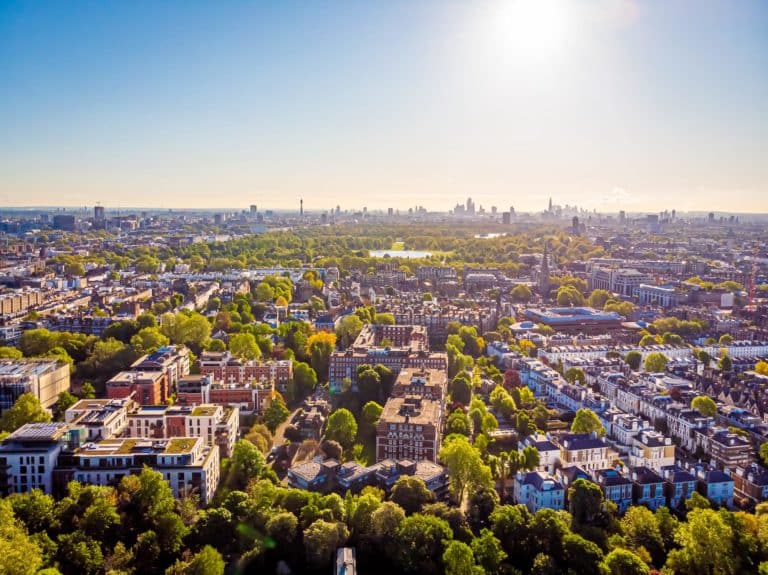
[2,0,767,213]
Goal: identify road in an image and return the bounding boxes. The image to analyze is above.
[272,407,303,447]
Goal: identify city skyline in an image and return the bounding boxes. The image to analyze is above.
[2,0,767,212]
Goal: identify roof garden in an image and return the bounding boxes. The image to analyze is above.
[166,438,197,454]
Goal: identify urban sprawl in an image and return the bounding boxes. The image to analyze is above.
[1,200,767,574]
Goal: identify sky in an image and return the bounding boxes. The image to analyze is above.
[1,0,767,213]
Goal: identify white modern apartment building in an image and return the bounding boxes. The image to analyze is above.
[0,422,85,495]
[71,436,220,504]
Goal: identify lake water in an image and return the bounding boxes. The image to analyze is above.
[369,249,432,258]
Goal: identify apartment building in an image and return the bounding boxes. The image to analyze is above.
[69,436,220,504]
[130,345,191,392]
[0,359,71,415]
[106,370,168,405]
[329,324,447,393]
[124,403,238,457]
[65,398,133,441]
[198,351,292,388]
[391,368,447,401]
[376,395,442,462]
[0,423,85,495]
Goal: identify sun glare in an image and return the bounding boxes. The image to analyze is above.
[490,0,573,68]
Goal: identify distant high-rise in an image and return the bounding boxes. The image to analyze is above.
[708,212,715,222]
[619,210,626,223]
[572,216,580,236]
[466,197,475,215]
[52,214,76,231]
[250,204,257,213]
[502,212,511,225]
[388,208,394,216]
[94,205,105,221]
[300,198,303,217]
[548,197,553,212]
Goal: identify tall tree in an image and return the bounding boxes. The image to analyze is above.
[324,409,358,449]
[570,408,606,436]
[439,436,493,504]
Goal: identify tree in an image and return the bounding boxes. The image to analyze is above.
[719,333,734,345]
[395,514,453,574]
[165,545,225,575]
[228,440,266,489]
[304,520,349,569]
[306,332,336,380]
[391,476,435,514]
[292,361,318,398]
[335,315,364,349]
[360,401,383,439]
[621,505,665,566]
[564,367,586,385]
[664,508,733,575]
[625,351,642,370]
[755,360,768,376]
[207,338,226,352]
[255,282,275,302]
[324,408,358,449]
[698,350,712,367]
[0,346,23,359]
[644,352,669,373]
[640,334,660,347]
[320,439,343,460]
[374,312,395,325]
[511,284,533,303]
[719,353,732,372]
[371,501,406,542]
[0,499,44,575]
[603,548,650,575]
[439,436,493,503]
[80,382,96,399]
[468,486,499,532]
[357,366,382,404]
[442,540,478,575]
[445,410,472,437]
[588,289,612,309]
[571,408,606,436]
[563,532,604,574]
[265,511,299,549]
[471,528,507,575]
[263,394,290,433]
[228,333,261,360]
[451,376,472,405]
[130,327,170,355]
[691,395,717,417]
[422,292,434,301]
[760,442,768,466]
[556,285,585,306]
[53,390,78,420]
[103,320,140,343]
[569,478,604,526]
[0,393,51,433]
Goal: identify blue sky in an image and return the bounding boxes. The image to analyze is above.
[1,0,766,212]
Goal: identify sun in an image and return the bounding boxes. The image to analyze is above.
[489,0,573,68]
